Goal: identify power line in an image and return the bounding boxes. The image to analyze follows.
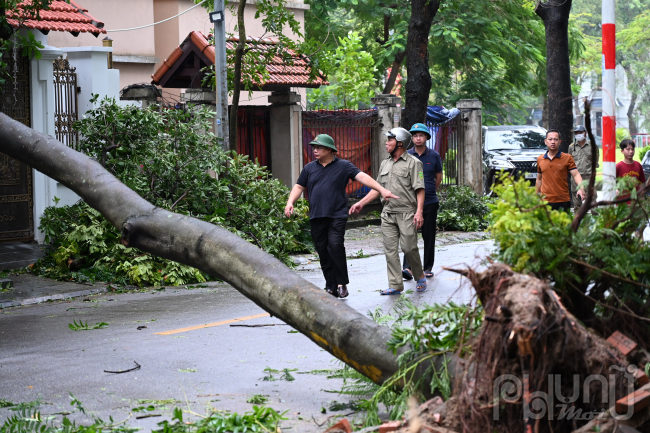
[105,0,209,32]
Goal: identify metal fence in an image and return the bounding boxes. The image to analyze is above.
[302,109,380,198]
[53,57,79,149]
[235,106,271,169]
[425,113,464,186]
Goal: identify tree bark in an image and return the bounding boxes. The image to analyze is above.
[382,50,406,95]
[402,0,441,129]
[0,112,404,385]
[627,91,638,136]
[542,95,549,130]
[229,0,247,153]
[536,1,574,152]
[573,80,583,126]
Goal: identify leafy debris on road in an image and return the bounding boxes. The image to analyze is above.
[0,399,14,408]
[246,394,269,404]
[178,368,197,373]
[262,367,297,382]
[153,406,287,433]
[68,320,108,331]
[347,249,370,259]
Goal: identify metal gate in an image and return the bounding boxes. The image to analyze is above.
[0,53,34,242]
[236,106,271,169]
[53,57,79,149]
[302,110,380,198]
[425,113,464,186]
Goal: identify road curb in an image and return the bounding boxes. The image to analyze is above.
[0,286,107,309]
[346,218,381,229]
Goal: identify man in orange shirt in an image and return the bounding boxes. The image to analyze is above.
[535,130,585,212]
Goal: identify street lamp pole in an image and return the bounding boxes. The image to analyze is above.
[213,0,229,149]
[602,0,616,200]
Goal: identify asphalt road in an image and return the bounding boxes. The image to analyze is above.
[0,239,493,432]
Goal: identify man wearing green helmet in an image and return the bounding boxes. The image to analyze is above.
[284,134,399,299]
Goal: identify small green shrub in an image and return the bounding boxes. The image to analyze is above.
[488,174,650,344]
[638,145,650,163]
[30,97,311,286]
[437,185,493,231]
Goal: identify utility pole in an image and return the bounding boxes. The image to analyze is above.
[602,0,616,200]
[213,0,229,150]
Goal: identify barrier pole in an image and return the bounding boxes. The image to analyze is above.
[602,0,616,200]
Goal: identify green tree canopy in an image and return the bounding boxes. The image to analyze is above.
[308,31,378,109]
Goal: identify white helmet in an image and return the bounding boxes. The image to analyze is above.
[384,127,413,149]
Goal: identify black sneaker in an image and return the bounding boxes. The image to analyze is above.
[326,286,339,297]
[338,285,349,298]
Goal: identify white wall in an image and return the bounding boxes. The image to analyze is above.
[27,29,65,243]
[29,30,125,243]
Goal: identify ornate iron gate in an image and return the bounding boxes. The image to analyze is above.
[0,53,34,242]
[425,114,464,186]
[53,57,79,149]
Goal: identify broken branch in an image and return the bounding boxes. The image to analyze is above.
[104,361,141,374]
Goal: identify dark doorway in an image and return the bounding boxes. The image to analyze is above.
[0,53,34,242]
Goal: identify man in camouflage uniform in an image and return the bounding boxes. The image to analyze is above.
[568,125,599,212]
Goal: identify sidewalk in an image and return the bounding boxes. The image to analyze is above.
[0,241,45,270]
[0,274,108,309]
[0,228,489,309]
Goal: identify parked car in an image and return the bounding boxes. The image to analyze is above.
[642,148,650,181]
[483,125,548,195]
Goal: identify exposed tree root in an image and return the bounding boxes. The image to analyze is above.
[457,264,640,433]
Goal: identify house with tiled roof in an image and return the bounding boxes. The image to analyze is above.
[0,1,114,245]
[148,30,326,188]
[5,0,106,37]
[47,0,312,106]
[151,31,326,91]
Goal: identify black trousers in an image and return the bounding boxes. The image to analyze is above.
[403,202,439,272]
[549,201,571,213]
[310,217,349,289]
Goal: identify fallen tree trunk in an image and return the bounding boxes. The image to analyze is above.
[0,112,405,384]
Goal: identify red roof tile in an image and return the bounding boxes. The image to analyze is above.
[152,31,327,89]
[6,0,105,35]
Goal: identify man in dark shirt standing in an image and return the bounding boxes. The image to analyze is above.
[284,134,398,298]
[402,123,443,281]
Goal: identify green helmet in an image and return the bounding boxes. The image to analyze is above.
[309,134,337,152]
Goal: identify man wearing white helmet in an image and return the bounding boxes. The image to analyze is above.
[350,127,427,294]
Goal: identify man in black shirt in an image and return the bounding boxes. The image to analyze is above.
[285,134,398,298]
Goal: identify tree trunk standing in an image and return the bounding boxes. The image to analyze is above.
[573,81,583,126]
[0,112,415,385]
[542,96,549,130]
[229,0,247,153]
[627,91,638,135]
[402,0,441,129]
[382,51,405,95]
[536,1,573,152]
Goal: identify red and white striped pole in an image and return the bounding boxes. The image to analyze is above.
[602,0,616,200]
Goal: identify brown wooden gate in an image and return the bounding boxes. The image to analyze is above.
[0,53,33,242]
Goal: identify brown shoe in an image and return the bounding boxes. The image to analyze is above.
[338,285,349,298]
